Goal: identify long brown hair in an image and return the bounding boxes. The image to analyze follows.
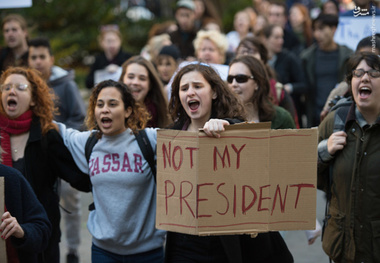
[0,67,57,134]
[119,55,170,128]
[86,80,150,137]
[229,56,275,122]
[169,63,246,126]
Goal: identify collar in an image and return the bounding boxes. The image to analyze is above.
[345,103,380,128]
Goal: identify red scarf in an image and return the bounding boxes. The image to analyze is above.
[0,110,33,167]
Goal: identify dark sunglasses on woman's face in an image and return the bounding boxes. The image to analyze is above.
[227,74,254,84]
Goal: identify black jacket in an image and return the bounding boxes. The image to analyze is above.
[20,117,91,262]
[169,27,196,60]
[1,164,51,263]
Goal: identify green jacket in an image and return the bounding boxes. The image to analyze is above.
[318,103,380,262]
[271,106,296,129]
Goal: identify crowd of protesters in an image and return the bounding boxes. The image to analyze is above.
[0,0,380,262]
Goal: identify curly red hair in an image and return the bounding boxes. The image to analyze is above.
[0,67,57,134]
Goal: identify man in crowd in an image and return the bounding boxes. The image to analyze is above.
[28,37,86,263]
[267,1,302,55]
[301,14,353,127]
[0,14,29,72]
[169,0,197,60]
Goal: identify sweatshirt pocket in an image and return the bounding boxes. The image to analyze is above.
[322,209,345,262]
[371,220,380,262]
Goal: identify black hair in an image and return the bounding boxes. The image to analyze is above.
[28,37,53,55]
[356,34,380,54]
[312,14,339,30]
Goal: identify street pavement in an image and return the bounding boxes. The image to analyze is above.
[60,190,329,263]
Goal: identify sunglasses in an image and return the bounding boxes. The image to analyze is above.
[352,69,380,78]
[0,83,29,92]
[227,74,254,84]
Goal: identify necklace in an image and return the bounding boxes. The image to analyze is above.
[11,133,29,156]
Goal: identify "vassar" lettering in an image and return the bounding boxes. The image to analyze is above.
[89,152,143,176]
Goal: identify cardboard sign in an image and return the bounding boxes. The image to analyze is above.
[0,177,6,263]
[156,123,318,236]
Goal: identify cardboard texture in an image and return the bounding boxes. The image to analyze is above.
[0,177,6,263]
[156,122,318,236]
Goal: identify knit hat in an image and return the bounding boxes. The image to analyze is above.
[159,44,181,61]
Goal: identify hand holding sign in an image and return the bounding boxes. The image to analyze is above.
[1,211,25,239]
[202,119,230,138]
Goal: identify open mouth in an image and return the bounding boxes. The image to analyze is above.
[101,117,112,128]
[188,100,200,111]
[7,98,17,110]
[359,86,372,99]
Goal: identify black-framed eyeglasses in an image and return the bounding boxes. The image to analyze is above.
[227,74,254,84]
[0,83,29,92]
[352,69,380,78]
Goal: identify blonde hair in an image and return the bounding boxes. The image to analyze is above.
[193,30,228,63]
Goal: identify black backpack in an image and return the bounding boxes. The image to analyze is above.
[85,129,156,210]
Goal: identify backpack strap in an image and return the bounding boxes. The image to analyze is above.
[85,131,99,164]
[85,131,98,211]
[331,97,352,132]
[322,99,352,244]
[134,129,156,181]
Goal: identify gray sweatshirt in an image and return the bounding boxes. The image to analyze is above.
[57,123,166,255]
[49,66,86,130]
